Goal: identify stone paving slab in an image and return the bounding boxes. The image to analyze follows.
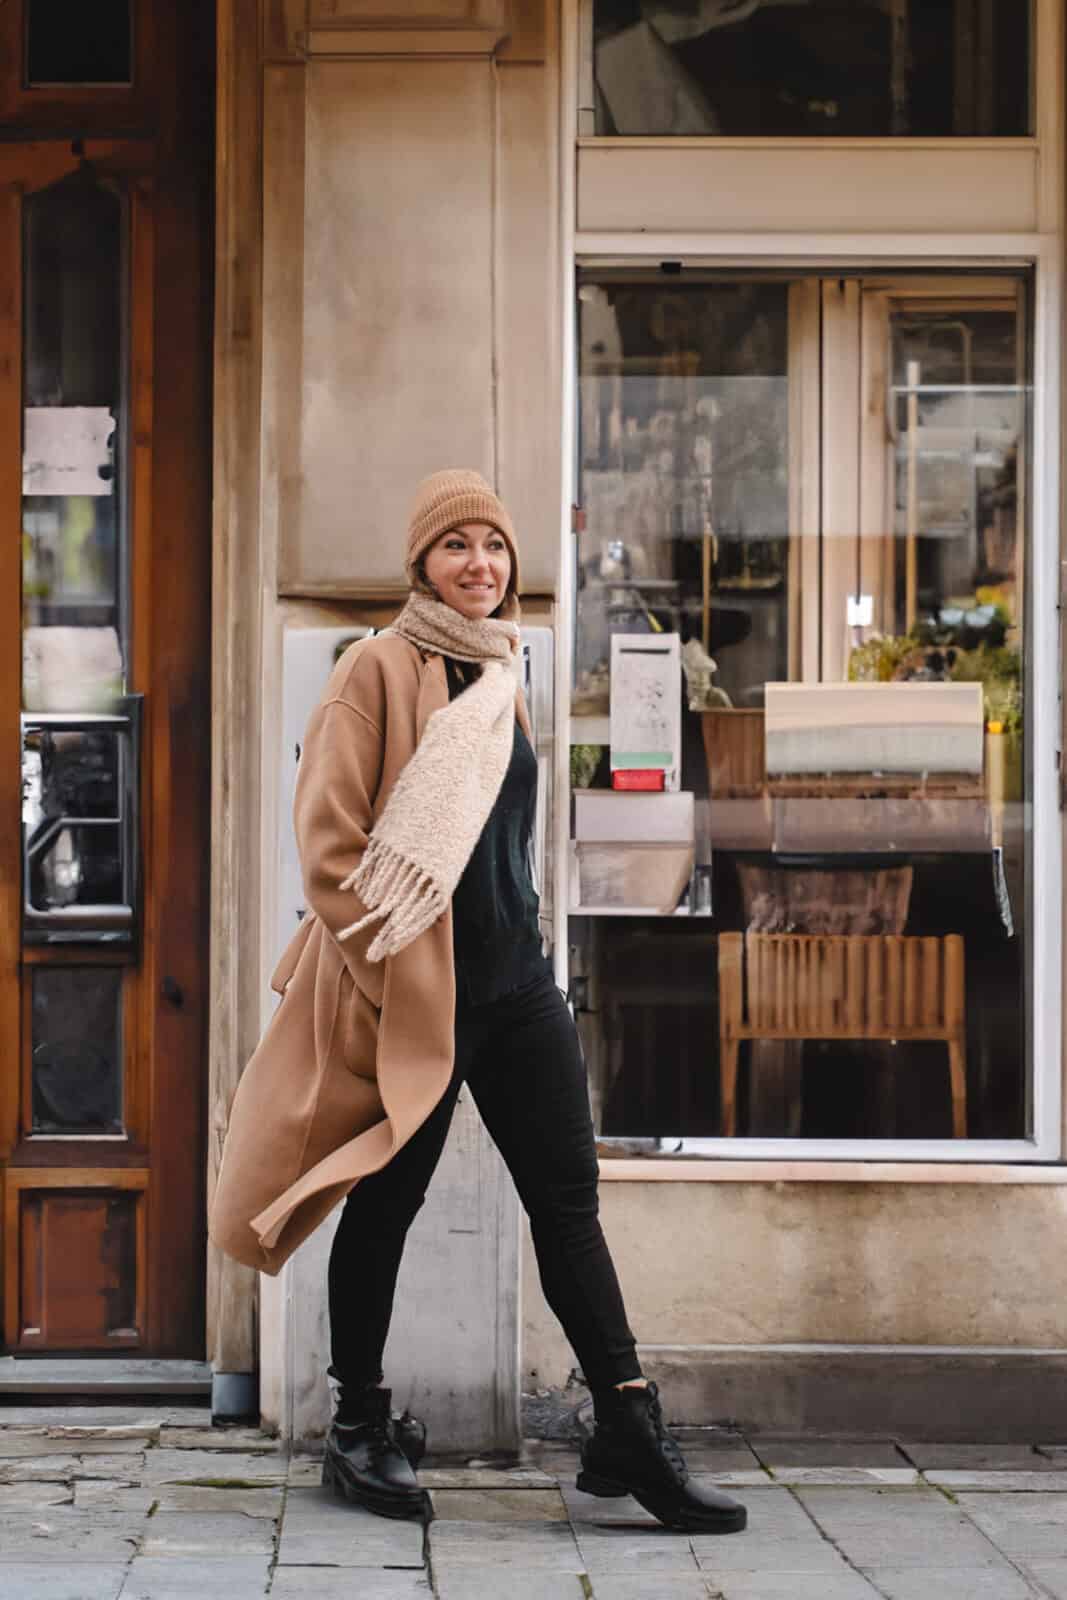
[691,1490,846,1574]
[750,1438,906,1470]
[927,1469,1067,1491]
[699,1573,879,1600]
[0,1407,212,1430]
[140,1449,286,1485]
[0,1564,128,1600]
[68,1452,149,1480]
[862,1565,1039,1599]
[140,1509,277,1557]
[571,1522,704,1578]
[0,1478,73,1507]
[433,1573,587,1599]
[157,1427,282,1453]
[277,1485,425,1568]
[795,1486,1003,1571]
[75,1480,161,1513]
[429,1518,583,1571]
[421,1466,559,1489]
[1021,1560,1067,1599]
[674,1447,764,1473]
[0,1453,81,1481]
[0,1508,145,1562]
[118,1556,272,1599]
[0,1433,147,1456]
[560,1482,659,1526]
[954,1490,1067,1559]
[695,1469,775,1487]
[585,1578,715,1600]
[906,1442,1063,1471]
[2,1422,163,1443]
[271,1572,433,1599]
[770,1467,919,1487]
[430,1487,569,1522]
[151,1483,284,1516]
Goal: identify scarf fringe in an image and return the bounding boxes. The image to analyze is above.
[338,837,448,962]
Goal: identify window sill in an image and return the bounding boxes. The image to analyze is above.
[577,136,1039,153]
[598,1159,1067,1183]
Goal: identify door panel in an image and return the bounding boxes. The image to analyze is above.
[5,1171,147,1349]
[0,9,212,1354]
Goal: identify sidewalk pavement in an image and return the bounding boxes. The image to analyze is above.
[2,1407,1067,1599]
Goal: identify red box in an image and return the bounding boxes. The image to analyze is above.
[611,769,666,791]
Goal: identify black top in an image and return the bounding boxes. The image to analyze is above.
[445,656,551,1006]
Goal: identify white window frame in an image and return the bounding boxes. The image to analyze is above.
[555,0,1065,1164]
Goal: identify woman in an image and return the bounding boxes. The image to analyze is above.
[210,469,746,1536]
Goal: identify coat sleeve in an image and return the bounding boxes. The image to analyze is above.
[292,652,389,992]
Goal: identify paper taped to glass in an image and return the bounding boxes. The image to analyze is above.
[23,407,114,497]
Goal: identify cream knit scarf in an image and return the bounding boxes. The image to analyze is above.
[338,593,521,962]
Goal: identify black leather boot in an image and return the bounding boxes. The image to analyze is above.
[577,1382,747,1534]
[322,1385,431,1521]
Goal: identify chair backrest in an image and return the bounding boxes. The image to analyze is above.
[741,932,963,1037]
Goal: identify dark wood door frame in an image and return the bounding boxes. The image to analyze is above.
[0,2,214,1358]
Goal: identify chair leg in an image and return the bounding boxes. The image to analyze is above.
[720,1038,740,1137]
[948,1038,967,1138]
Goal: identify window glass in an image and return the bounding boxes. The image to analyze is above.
[572,273,1028,1146]
[592,0,1030,137]
[25,0,133,87]
[22,167,126,687]
[31,968,124,1134]
[23,727,126,918]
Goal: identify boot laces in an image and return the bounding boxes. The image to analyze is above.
[337,1388,400,1461]
[645,1383,687,1481]
[367,1415,400,1463]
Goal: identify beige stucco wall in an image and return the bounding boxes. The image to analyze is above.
[522,1182,1067,1388]
[263,15,560,598]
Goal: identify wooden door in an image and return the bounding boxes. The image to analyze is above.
[0,2,213,1357]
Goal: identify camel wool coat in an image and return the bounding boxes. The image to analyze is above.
[208,631,532,1275]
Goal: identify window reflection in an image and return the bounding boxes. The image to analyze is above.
[572,274,1028,1145]
[23,728,124,914]
[593,0,1031,138]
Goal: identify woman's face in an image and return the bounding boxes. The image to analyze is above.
[422,522,512,620]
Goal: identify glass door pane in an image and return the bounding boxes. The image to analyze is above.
[22,164,126,696]
[571,270,1031,1149]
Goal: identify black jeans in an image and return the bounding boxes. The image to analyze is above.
[328,970,641,1393]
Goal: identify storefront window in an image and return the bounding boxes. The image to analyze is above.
[592,1,1031,138]
[571,271,1029,1146]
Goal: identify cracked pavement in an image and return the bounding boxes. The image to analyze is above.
[1,1408,1067,1598]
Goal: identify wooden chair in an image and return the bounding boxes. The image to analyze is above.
[717,932,967,1137]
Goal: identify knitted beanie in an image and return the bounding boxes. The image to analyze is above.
[405,469,521,603]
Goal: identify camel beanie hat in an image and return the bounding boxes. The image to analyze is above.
[405,469,521,598]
